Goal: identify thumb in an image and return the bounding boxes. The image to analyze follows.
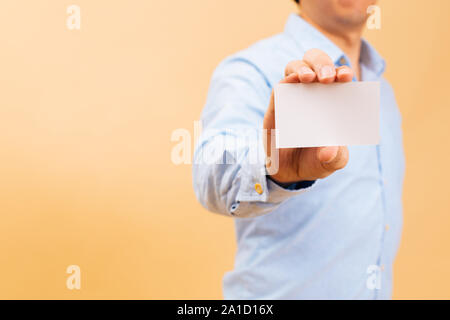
[317,146,349,172]
[317,146,339,163]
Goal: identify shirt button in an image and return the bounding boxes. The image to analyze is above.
[339,57,347,65]
[385,224,390,231]
[380,264,385,271]
[254,183,263,195]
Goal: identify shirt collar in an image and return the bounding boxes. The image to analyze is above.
[284,14,385,77]
[360,39,386,77]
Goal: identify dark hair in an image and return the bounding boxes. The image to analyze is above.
[294,0,299,3]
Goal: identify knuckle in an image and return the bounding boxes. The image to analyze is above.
[319,160,344,175]
[318,162,332,175]
[286,60,300,68]
[304,48,322,57]
[317,161,333,178]
[284,60,298,75]
[304,48,330,62]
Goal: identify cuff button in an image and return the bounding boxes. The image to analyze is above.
[254,183,263,195]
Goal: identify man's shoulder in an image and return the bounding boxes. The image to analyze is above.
[234,32,299,63]
[214,33,301,86]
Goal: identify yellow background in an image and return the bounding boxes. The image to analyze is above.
[0,0,449,299]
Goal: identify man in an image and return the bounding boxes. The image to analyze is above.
[193,0,404,299]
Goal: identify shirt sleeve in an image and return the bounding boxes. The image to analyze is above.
[192,57,315,218]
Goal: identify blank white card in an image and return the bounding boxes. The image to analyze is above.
[274,82,380,148]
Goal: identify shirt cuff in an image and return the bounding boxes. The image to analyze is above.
[265,177,316,203]
[268,176,316,190]
[235,137,316,205]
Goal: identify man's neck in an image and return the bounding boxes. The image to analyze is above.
[300,13,363,80]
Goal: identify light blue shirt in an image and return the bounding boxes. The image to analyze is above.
[193,14,405,299]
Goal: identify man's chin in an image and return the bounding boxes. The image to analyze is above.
[335,13,368,29]
[334,0,372,27]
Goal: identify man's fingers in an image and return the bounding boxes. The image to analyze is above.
[336,66,354,82]
[283,72,301,83]
[303,49,336,83]
[318,146,349,172]
[284,60,316,83]
[285,50,354,85]
[297,63,316,83]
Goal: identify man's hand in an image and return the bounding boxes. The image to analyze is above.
[263,49,353,184]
